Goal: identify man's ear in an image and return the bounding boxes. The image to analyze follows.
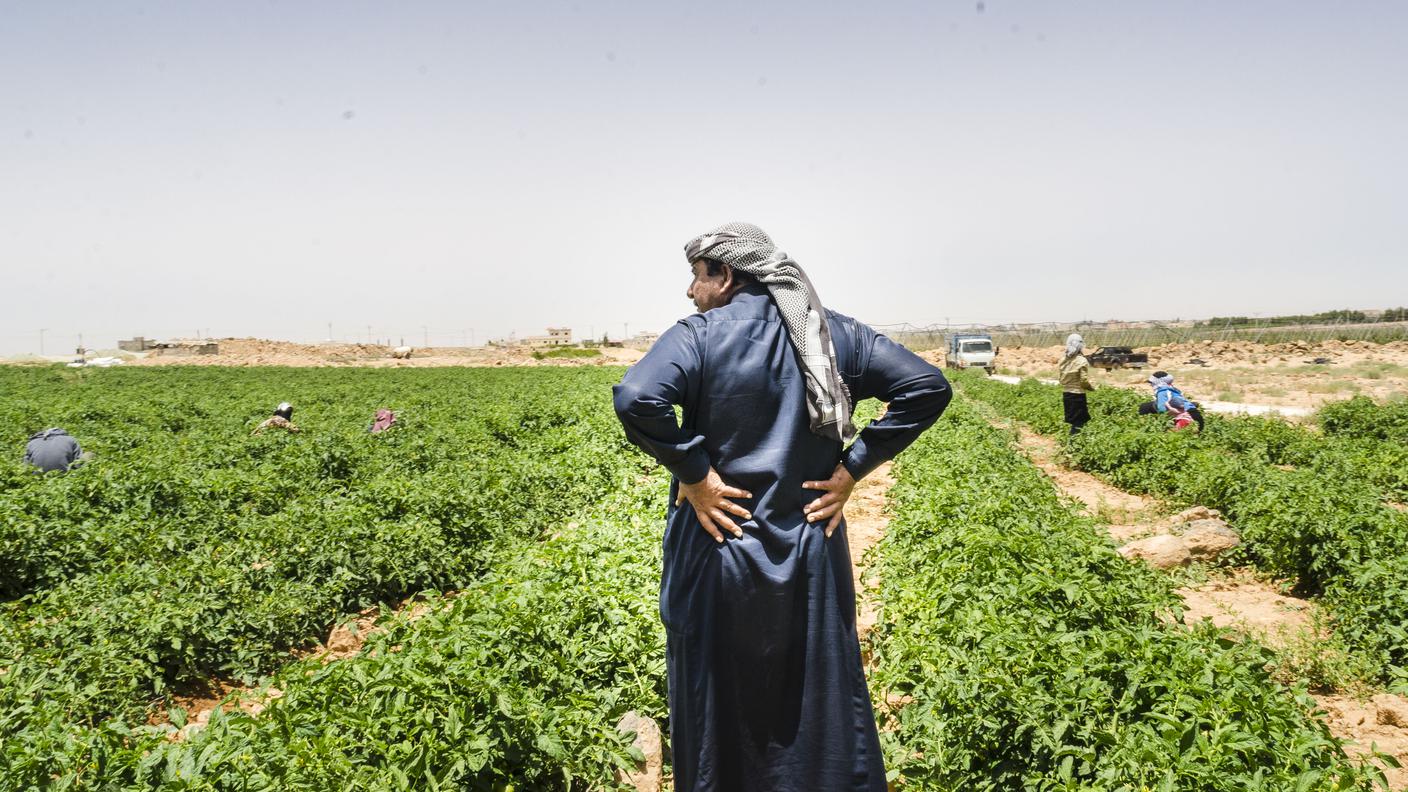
[722,264,737,291]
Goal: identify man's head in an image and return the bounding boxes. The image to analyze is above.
[686,257,756,313]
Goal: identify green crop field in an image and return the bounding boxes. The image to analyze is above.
[0,366,1398,790]
[955,371,1408,682]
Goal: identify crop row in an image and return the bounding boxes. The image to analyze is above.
[866,396,1381,790]
[6,471,669,790]
[962,373,1407,503]
[0,367,644,787]
[955,372,1408,679]
[0,367,631,597]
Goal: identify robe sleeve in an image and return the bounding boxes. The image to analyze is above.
[613,321,711,485]
[841,330,952,481]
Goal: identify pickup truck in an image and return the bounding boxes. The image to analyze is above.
[945,334,998,375]
[1086,346,1148,370]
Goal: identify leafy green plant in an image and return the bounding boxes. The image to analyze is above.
[0,366,646,788]
[868,398,1380,790]
[1318,395,1408,445]
[100,478,670,791]
[955,370,1408,680]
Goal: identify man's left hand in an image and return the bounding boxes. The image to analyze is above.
[802,464,857,538]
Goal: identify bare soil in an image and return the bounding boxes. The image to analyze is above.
[979,340,1408,411]
[1316,695,1408,791]
[847,461,894,647]
[1006,423,1155,523]
[115,337,645,368]
[1176,569,1314,648]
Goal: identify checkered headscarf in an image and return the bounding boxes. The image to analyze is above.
[684,222,855,444]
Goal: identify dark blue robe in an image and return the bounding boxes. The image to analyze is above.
[613,283,950,792]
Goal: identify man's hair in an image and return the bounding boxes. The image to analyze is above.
[701,257,757,286]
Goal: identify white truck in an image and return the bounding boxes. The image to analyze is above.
[944,334,998,375]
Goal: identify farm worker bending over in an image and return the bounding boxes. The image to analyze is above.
[1138,371,1205,432]
[1059,333,1095,435]
[368,408,396,433]
[613,222,951,792]
[1167,396,1197,431]
[24,427,84,473]
[252,402,300,435]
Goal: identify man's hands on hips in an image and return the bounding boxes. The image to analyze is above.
[676,468,753,543]
[802,464,857,538]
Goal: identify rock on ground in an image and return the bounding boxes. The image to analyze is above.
[616,711,664,792]
[1119,516,1240,569]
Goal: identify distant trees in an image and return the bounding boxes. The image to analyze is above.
[1195,308,1404,327]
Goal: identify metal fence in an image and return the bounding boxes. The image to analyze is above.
[879,318,1408,352]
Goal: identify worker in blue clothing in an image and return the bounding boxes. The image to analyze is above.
[24,428,85,472]
[1138,371,1205,431]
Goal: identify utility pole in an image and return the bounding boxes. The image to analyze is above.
[423,326,429,348]
[623,322,629,341]
[39,328,46,356]
[327,322,333,342]
[366,325,371,344]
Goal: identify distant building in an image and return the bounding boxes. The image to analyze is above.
[118,336,156,352]
[625,331,659,350]
[520,327,573,348]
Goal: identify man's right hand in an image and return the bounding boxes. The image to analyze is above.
[676,468,753,543]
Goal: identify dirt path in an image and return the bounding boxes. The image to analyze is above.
[1005,422,1156,524]
[1177,569,1314,646]
[975,401,1408,788]
[847,461,895,647]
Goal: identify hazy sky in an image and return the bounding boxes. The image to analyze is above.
[3,1,1406,354]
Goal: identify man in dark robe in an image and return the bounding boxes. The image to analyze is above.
[613,222,951,791]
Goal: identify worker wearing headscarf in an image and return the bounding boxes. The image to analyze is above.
[252,402,300,435]
[368,408,397,434]
[613,222,951,791]
[1059,333,1095,434]
[1138,371,1204,431]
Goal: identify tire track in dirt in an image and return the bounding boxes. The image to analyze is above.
[972,399,1408,789]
